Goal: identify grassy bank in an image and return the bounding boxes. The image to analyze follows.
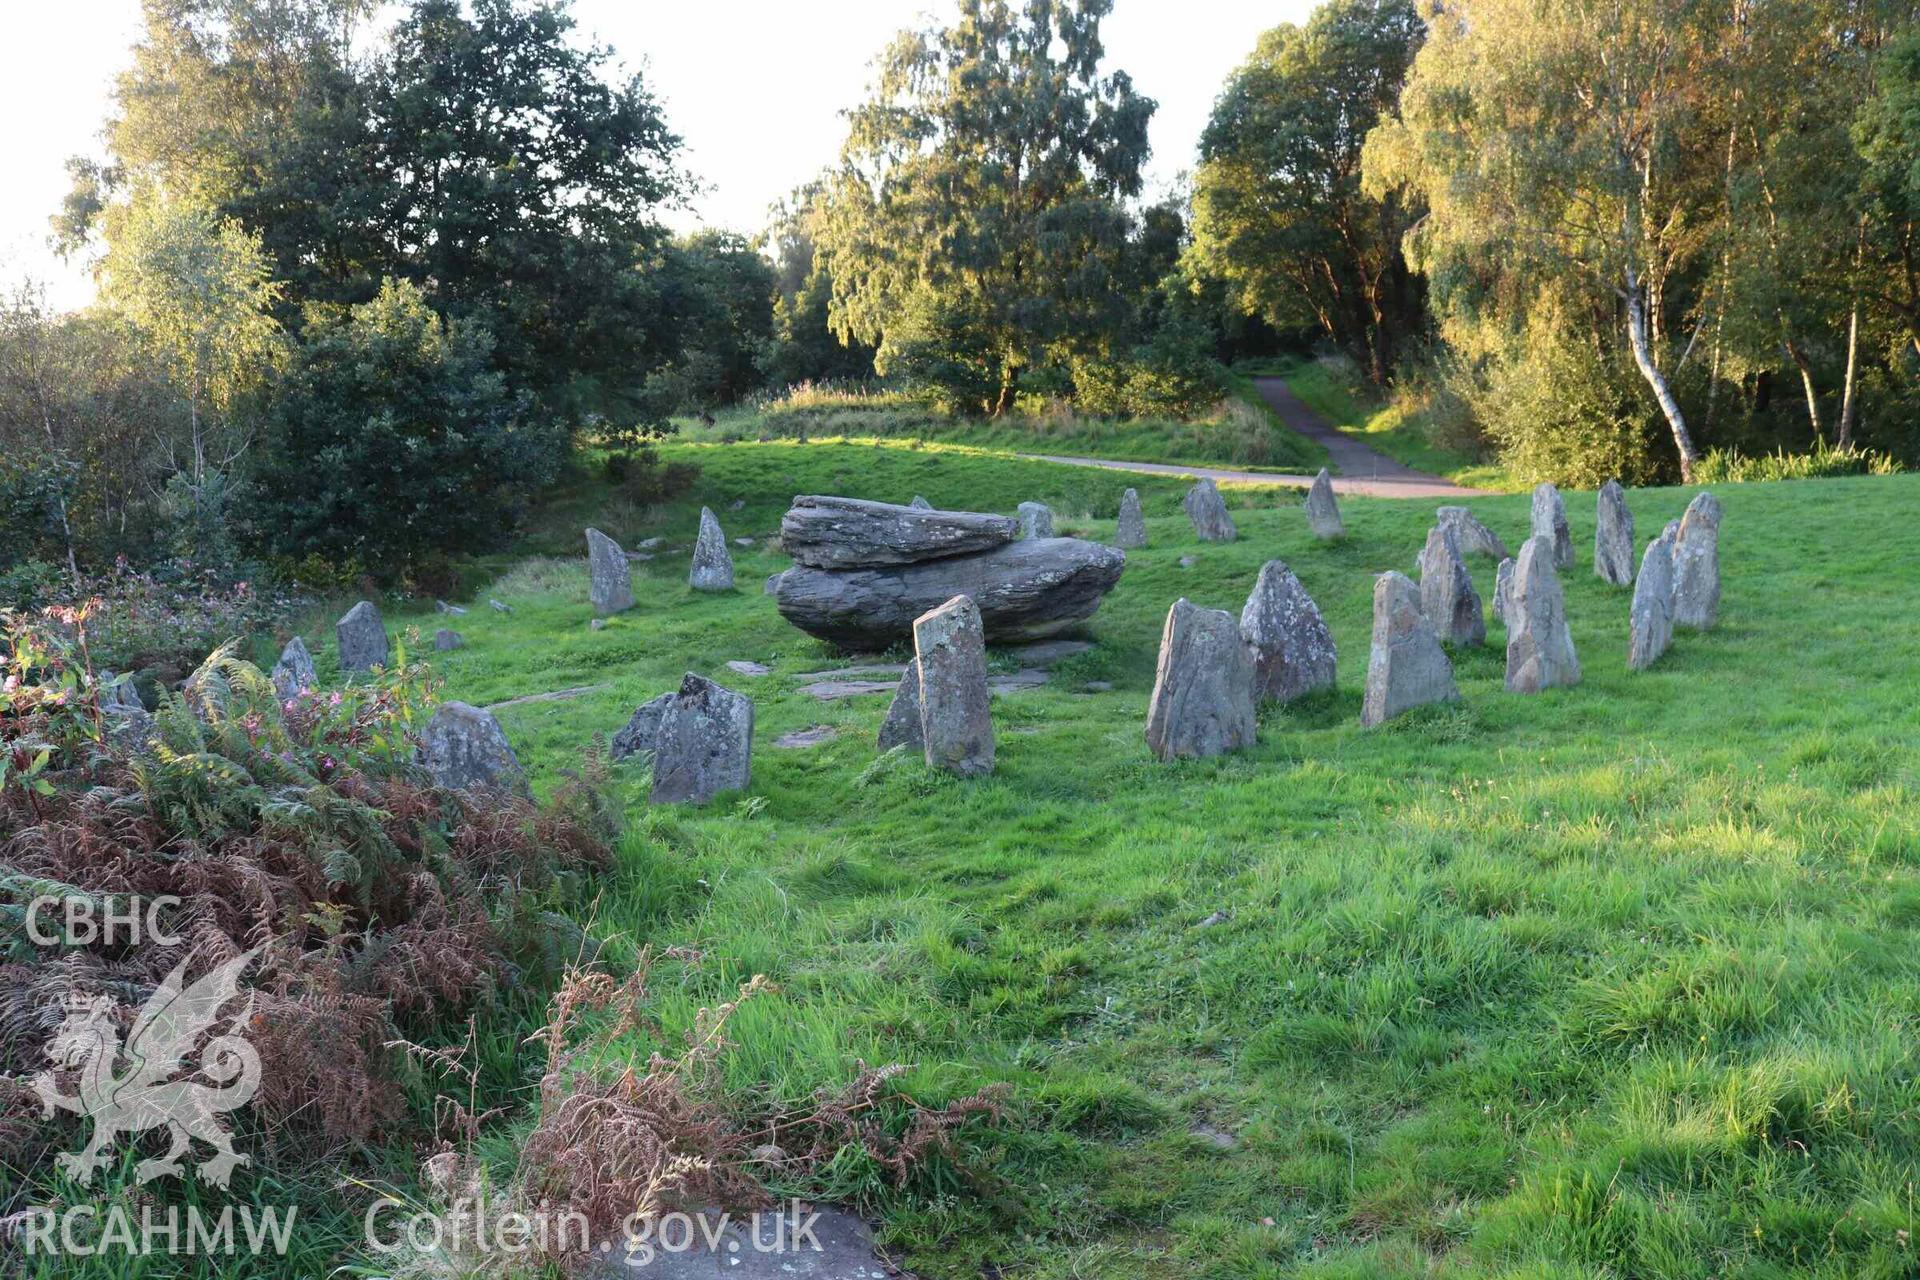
[274,443,1920,1278]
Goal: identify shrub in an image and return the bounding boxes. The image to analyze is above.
[1695,444,1903,482]
[244,279,560,576]
[1471,334,1664,486]
[603,444,702,508]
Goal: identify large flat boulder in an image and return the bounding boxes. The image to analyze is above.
[775,537,1125,650]
[780,495,1017,570]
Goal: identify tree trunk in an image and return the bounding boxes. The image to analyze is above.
[1837,303,1860,450]
[1623,263,1699,481]
[1782,335,1822,442]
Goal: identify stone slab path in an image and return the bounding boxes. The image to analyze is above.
[1013,377,1488,500]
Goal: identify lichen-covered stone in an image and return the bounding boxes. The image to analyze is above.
[650,674,753,804]
[1240,561,1335,703]
[433,629,464,651]
[914,596,993,777]
[1304,469,1344,540]
[1594,480,1636,587]
[1530,483,1573,570]
[1114,488,1147,549]
[610,692,674,762]
[1361,572,1458,727]
[1017,502,1055,539]
[1505,535,1581,693]
[1437,506,1508,560]
[1628,527,1676,671]
[420,702,527,794]
[1183,479,1237,542]
[1672,492,1722,630]
[689,507,735,591]
[876,658,923,751]
[1493,557,1516,629]
[1418,525,1486,647]
[271,637,316,701]
[586,528,634,616]
[779,495,1015,569]
[1146,598,1257,760]
[336,601,389,673]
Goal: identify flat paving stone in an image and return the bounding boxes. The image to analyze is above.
[774,725,840,748]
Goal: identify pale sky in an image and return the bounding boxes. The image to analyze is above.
[1,0,1311,311]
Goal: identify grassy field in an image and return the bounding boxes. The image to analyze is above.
[297,445,1920,1278]
[673,382,1331,475]
[1255,357,1516,492]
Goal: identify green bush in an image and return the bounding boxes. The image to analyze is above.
[243,279,559,575]
[1471,334,1663,486]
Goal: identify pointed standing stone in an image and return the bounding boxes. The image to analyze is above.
[914,595,993,777]
[1594,480,1636,587]
[1436,506,1508,559]
[1493,557,1516,628]
[1362,572,1458,727]
[909,495,933,510]
[1114,488,1147,549]
[650,674,753,804]
[1183,479,1237,542]
[1530,483,1573,570]
[336,601,390,673]
[586,528,634,616]
[271,636,317,701]
[1671,492,1722,630]
[1505,535,1581,693]
[420,702,527,795]
[1418,525,1486,647]
[1017,502,1055,539]
[1240,561,1336,703]
[610,692,675,761]
[1628,527,1676,671]
[877,658,924,751]
[1304,469,1344,539]
[689,507,735,591]
[1146,598,1257,760]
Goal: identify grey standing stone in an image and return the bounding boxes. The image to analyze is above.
[1145,598,1258,760]
[914,595,994,777]
[1017,502,1056,539]
[1304,469,1344,540]
[1418,525,1486,647]
[910,495,933,510]
[1628,527,1676,671]
[1530,483,1573,570]
[1493,557,1516,629]
[1671,492,1722,630]
[1240,561,1336,703]
[690,507,735,591]
[1594,480,1636,587]
[1437,506,1509,560]
[1114,488,1147,549]
[1361,572,1459,727]
[420,702,527,794]
[610,693,674,762]
[1183,479,1237,542]
[649,674,754,804]
[876,657,924,752]
[336,601,389,674]
[585,528,634,616]
[1505,535,1581,693]
[271,636,316,701]
[433,629,464,651]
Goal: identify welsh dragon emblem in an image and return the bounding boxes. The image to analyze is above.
[33,946,264,1188]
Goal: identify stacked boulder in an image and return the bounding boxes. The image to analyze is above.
[773,496,1125,650]
[1146,598,1256,760]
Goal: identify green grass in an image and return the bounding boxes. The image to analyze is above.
[670,382,1330,475]
[1264,357,1517,492]
[293,447,1920,1278]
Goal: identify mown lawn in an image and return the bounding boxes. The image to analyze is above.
[308,444,1920,1278]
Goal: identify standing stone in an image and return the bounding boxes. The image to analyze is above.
[336,601,390,674]
[909,495,933,510]
[1240,561,1336,703]
[1304,469,1345,540]
[420,702,527,795]
[1594,480,1636,587]
[1437,506,1509,560]
[1628,528,1676,671]
[271,636,317,701]
[586,528,634,616]
[433,629,464,651]
[1505,535,1581,694]
[689,507,735,591]
[650,674,754,804]
[1530,483,1573,570]
[1114,488,1147,549]
[1017,502,1056,540]
[1492,557,1517,629]
[1183,479,1237,542]
[610,692,675,762]
[876,658,924,751]
[1418,525,1486,647]
[1671,492,1722,630]
[1145,598,1258,760]
[914,595,994,777]
[913,594,998,775]
[1361,572,1459,727]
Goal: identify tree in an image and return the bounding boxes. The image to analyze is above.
[645,232,779,413]
[816,0,1155,415]
[244,280,545,571]
[1858,29,1920,371]
[1189,0,1425,385]
[762,185,877,389]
